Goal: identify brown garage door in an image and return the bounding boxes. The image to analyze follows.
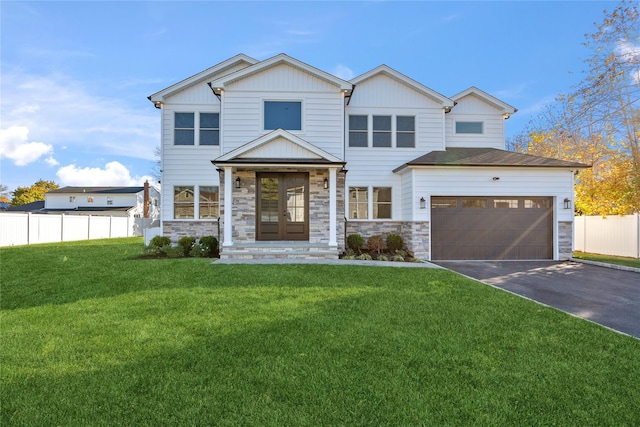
[431,197,553,260]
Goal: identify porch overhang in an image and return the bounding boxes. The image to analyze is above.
[212,158,345,169]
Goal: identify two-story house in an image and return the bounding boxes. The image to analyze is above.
[149,54,586,260]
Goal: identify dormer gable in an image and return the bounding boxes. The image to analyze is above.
[210,53,353,94]
[451,86,517,118]
[213,129,344,166]
[148,54,258,107]
[351,65,454,107]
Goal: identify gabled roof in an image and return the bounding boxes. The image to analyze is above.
[350,65,455,107]
[48,186,145,194]
[213,129,344,167]
[148,54,258,104]
[209,53,353,92]
[393,147,589,173]
[450,86,517,115]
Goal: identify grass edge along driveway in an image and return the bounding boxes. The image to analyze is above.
[2,238,639,426]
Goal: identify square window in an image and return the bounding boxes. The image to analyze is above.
[493,199,518,208]
[107,197,114,206]
[455,121,483,134]
[175,112,195,145]
[87,196,94,203]
[349,115,368,147]
[69,196,76,203]
[200,113,219,146]
[264,101,301,130]
[462,199,487,208]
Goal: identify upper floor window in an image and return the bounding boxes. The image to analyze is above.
[87,196,94,203]
[396,116,415,147]
[455,121,483,134]
[264,101,301,131]
[349,114,416,148]
[372,116,391,147]
[69,196,76,203]
[175,113,195,145]
[200,113,220,146]
[107,197,114,206]
[349,115,368,147]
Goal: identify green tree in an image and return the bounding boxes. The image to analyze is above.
[508,1,640,215]
[10,179,59,207]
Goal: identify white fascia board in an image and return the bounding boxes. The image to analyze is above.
[209,53,353,92]
[350,65,455,107]
[214,129,343,163]
[148,54,258,102]
[451,86,517,114]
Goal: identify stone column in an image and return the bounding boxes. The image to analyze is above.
[223,166,233,247]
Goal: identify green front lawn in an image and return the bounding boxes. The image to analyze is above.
[573,251,640,269]
[2,238,639,426]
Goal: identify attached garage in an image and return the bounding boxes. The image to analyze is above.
[431,196,553,260]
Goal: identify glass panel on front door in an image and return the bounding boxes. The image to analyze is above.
[257,173,309,241]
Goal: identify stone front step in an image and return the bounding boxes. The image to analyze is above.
[220,242,339,260]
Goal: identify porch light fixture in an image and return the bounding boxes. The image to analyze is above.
[564,198,571,209]
[420,197,426,209]
[323,178,329,189]
[235,177,241,189]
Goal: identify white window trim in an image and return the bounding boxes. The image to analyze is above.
[172,184,220,221]
[347,113,417,148]
[172,111,221,147]
[454,120,485,135]
[348,185,393,221]
[262,98,305,133]
[198,112,220,146]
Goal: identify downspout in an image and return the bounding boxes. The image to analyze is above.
[207,82,222,101]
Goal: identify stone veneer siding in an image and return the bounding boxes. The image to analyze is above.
[558,221,573,260]
[346,221,430,259]
[163,220,219,242]
[218,168,345,248]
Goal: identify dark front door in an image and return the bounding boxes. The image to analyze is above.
[257,173,309,241]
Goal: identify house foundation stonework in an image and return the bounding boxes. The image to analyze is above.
[150,53,588,260]
[558,221,573,260]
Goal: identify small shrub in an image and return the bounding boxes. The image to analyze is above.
[367,235,386,254]
[391,254,405,262]
[377,254,389,262]
[386,234,404,253]
[149,235,171,248]
[356,253,372,261]
[178,236,196,256]
[342,255,355,260]
[347,234,364,253]
[199,236,219,258]
[161,245,184,259]
[344,248,355,257]
[190,243,207,258]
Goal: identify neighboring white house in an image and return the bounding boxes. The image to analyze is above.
[148,53,587,260]
[43,183,160,232]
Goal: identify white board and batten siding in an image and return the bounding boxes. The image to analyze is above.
[345,73,448,222]
[220,64,345,158]
[411,167,576,223]
[445,94,506,149]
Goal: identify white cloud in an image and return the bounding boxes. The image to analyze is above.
[333,64,354,80]
[0,125,55,166]
[616,39,640,83]
[56,161,154,187]
[1,72,158,161]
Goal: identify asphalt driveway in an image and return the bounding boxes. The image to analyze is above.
[435,261,640,339]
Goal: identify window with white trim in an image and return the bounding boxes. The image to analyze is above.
[264,101,301,130]
[200,113,219,146]
[372,116,391,147]
[349,186,392,219]
[199,186,219,219]
[174,186,194,218]
[396,116,415,147]
[348,115,368,147]
[175,113,195,145]
[455,121,483,134]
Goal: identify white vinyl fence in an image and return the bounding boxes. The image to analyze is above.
[0,213,150,247]
[574,214,640,258]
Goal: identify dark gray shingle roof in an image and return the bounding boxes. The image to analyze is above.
[394,147,590,172]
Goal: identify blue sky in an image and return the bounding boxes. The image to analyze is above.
[0,0,617,194]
